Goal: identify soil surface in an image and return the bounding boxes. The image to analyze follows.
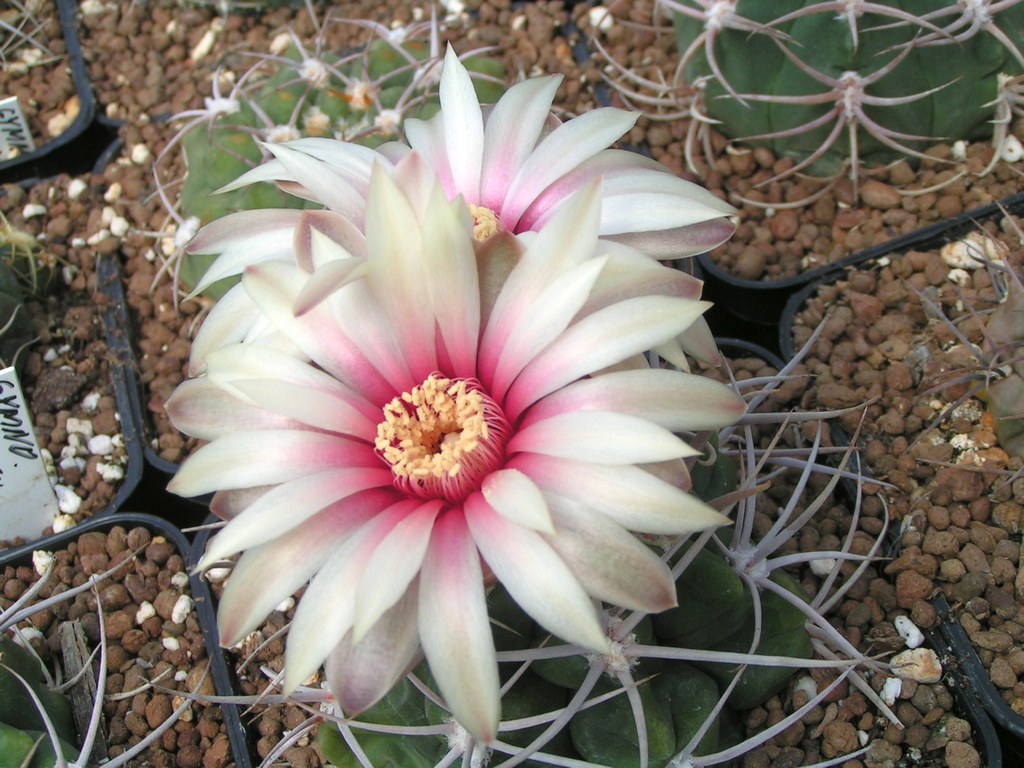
[1,0,83,165]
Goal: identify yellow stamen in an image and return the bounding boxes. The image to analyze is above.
[376,375,488,480]
[470,205,501,242]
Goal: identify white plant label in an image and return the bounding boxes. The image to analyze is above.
[0,366,59,538]
[0,96,35,160]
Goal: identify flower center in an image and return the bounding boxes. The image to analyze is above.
[469,205,502,242]
[375,374,509,502]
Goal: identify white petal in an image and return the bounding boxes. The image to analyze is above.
[439,46,484,201]
[352,501,443,642]
[515,454,729,535]
[525,368,746,432]
[547,501,677,613]
[465,494,608,653]
[284,500,416,693]
[168,430,377,497]
[505,296,711,419]
[197,468,394,569]
[419,511,500,744]
[165,378,302,440]
[508,410,698,464]
[481,469,553,533]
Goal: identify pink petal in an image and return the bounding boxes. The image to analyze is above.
[479,181,602,382]
[209,486,271,521]
[512,453,729,535]
[464,494,608,653]
[546,500,677,613]
[242,261,408,403]
[197,467,394,569]
[504,296,711,419]
[168,430,378,497]
[352,501,443,641]
[292,209,365,273]
[501,108,638,229]
[418,510,500,744]
[325,584,422,715]
[522,368,746,432]
[364,165,439,380]
[215,489,394,645]
[284,500,420,692]
[479,74,562,212]
[507,410,696,464]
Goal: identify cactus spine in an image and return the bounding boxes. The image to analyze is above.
[659,0,1024,181]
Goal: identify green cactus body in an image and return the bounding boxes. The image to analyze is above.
[651,542,748,649]
[694,570,814,710]
[670,1,1024,175]
[0,638,80,760]
[316,675,439,768]
[570,680,677,768]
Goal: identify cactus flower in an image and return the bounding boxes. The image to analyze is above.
[167,153,743,744]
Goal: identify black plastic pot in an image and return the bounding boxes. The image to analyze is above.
[778,190,1024,361]
[0,511,252,767]
[189,520,266,768]
[95,253,145,518]
[705,189,1024,356]
[0,0,98,183]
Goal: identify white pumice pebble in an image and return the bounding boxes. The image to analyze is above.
[55,486,81,515]
[87,434,114,455]
[269,32,291,55]
[891,648,942,683]
[589,6,614,32]
[857,730,870,747]
[136,601,156,625]
[109,216,130,238]
[881,676,903,705]
[58,456,86,473]
[52,514,76,533]
[809,557,836,576]
[130,143,151,165]
[171,594,194,624]
[67,178,87,200]
[940,230,1010,269]
[175,670,188,682]
[162,636,181,651]
[792,675,817,706]
[1001,135,1023,162]
[205,566,231,583]
[895,615,925,649]
[951,139,968,161]
[275,596,295,613]
[171,572,190,590]
[22,203,46,219]
[86,229,110,246]
[97,463,125,483]
[12,627,45,649]
[103,183,122,203]
[81,392,101,412]
[65,418,93,437]
[33,550,55,576]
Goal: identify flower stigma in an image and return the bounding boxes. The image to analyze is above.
[375,374,509,502]
[469,205,502,242]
